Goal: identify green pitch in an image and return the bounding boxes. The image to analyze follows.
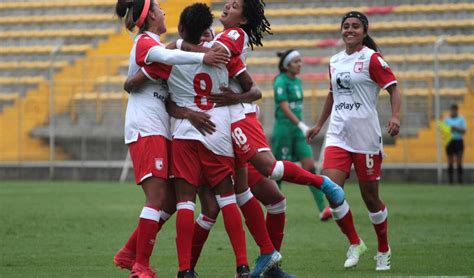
[1,181,473,277]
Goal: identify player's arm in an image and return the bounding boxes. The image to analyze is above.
[386,84,401,137]
[307,92,334,142]
[124,70,149,93]
[146,45,228,66]
[166,100,216,135]
[279,102,301,125]
[209,71,262,106]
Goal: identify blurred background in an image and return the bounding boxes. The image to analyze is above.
[0,0,473,183]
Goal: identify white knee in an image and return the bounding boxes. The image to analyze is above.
[269,161,284,180]
[266,198,286,214]
[330,200,349,220]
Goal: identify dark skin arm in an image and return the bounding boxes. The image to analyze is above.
[166,100,216,135]
[209,71,262,106]
[123,70,148,93]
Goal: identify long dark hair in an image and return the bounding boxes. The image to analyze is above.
[115,0,154,33]
[241,0,272,49]
[341,11,380,53]
[179,3,214,44]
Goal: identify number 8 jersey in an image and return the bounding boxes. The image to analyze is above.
[144,61,234,157]
[327,46,397,154]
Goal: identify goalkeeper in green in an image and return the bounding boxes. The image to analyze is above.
[271,49,331,220]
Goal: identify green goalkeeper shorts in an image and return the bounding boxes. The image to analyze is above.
[271,122,313,162]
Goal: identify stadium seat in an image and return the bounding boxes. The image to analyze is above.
[0,0,115,10]
[0,61,69,70]
[0,29,117,39]
[0,14,115,25]
[0,45,92,55]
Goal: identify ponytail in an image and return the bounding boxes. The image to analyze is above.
[115,0,154,33]
[363,34,380,53]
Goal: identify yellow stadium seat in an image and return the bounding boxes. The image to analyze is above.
[0,0,115,10]
[0,29,116,39]
[0,14,115,25]
[0,45,92,55]
[0,61,69,70]
[0,76,45,85]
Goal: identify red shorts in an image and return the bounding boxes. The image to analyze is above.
[322,146,382,182]
[171,139,235,188]
[232,113,271,167]
[128,135,170,185]
[247,163,264,188]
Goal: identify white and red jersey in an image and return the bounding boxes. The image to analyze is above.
[124,31,171,144]
[145,60,234,157]
[326,46,397,154]
[215,28,258,123]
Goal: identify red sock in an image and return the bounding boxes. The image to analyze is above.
[374,219,389,252]
[123,227,138,253]
[266,212,285,251]
[135,207,161,267]
[240,197,274,254]
[176,202,195,271]
[369,206,389,252]
[216,194,248,267]
[191,214,215,268]
[282,161,323,188]
[335,210,360,245]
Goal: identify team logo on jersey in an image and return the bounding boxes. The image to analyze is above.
[336,72,353,92]
[227,30,240,41]
[377,56,389,69]
[354,61,364,73]
[155,158,164,170]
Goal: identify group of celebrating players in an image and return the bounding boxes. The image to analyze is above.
[113,0,401,277]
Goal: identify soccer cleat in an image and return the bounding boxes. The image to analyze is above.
[374,247,391,271]
[129,263,157,278]
[250,250,282,277]
[176,269,196,278]
[263,265,297,278]
[344,240,367,268]
[319,206,332,221]
[114,247,135,270]
[235,265,251,278]
[320,176,345,206]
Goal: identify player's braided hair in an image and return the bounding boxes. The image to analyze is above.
[179,3,214,44]
[241,0,272,49]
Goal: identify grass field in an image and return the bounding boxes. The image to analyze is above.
[1,181,473,277]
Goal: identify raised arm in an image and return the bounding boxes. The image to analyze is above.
[146,45,228,67]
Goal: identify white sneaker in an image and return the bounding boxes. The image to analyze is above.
[344,240,367,268]
[374,247,391,271]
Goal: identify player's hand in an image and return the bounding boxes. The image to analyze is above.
[188,110,216,135]
[386,116,400,137]
[209,86,238,107]
[306,125,322,143]
[203,49,229,67]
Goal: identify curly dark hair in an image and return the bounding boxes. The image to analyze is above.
[241,0,272,49]
[179,3,214,44]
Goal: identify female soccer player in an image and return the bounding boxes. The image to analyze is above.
[272,49,331,221]
[113,1,228,277]
[307,11,402,271]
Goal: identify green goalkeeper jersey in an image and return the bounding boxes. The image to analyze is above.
[274,73,304,123]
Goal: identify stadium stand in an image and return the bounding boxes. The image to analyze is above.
[0,0,473,165]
